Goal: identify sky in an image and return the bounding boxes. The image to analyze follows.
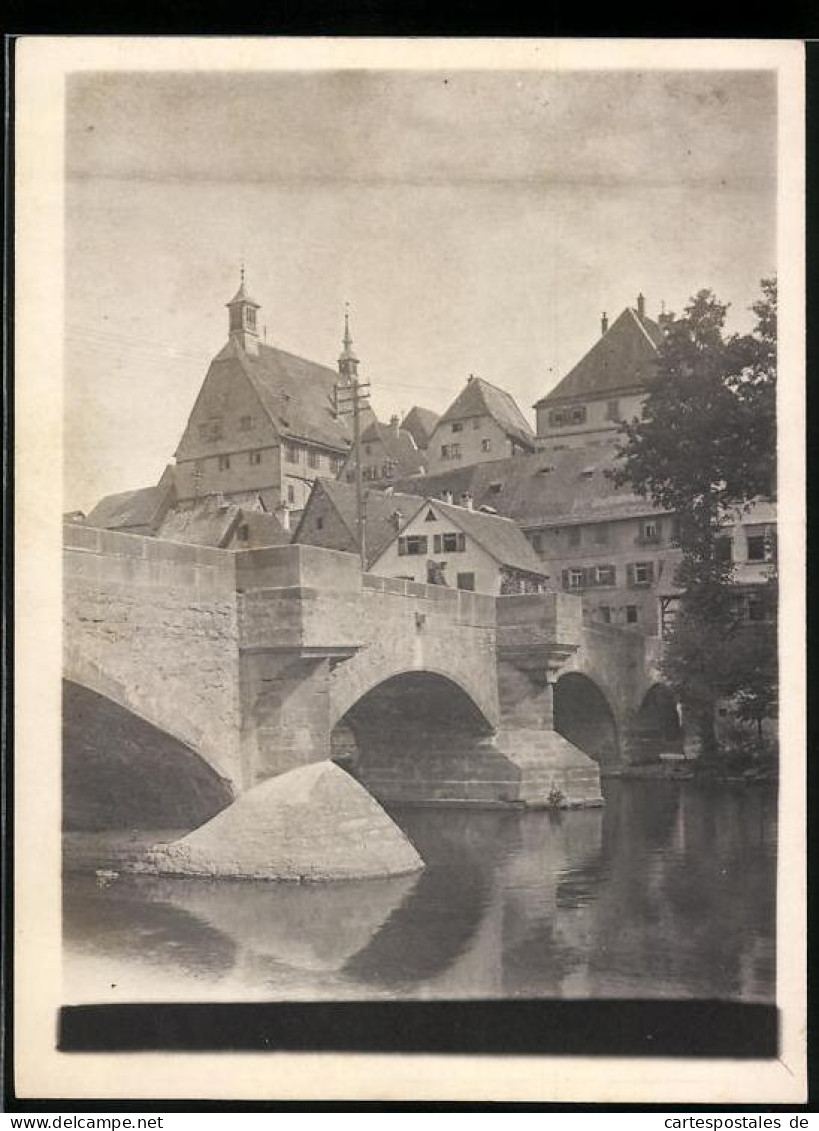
[64,68,777,512]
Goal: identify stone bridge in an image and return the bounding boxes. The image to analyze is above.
[63,524,681,819]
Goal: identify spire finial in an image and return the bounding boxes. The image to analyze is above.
[343,301,353,351]
[338,301,359,374]
[240,261,245,286]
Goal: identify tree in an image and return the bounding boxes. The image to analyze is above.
[610,280,777,755]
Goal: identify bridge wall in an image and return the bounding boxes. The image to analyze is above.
[63,523,243,786]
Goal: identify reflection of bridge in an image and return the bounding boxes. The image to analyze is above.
[63,524,683,819]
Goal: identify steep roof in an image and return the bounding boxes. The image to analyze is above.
[534,307,665,407]
[358,418,427,477]
[197,337,358,453]
[156,497,242,547]
[85,475,176,532]
[294,478,427,566]
[438,377,535,451]
[400,405,440,450]
[390,441,667,528]
[396,497,548,577]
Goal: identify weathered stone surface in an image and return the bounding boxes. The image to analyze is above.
[138,761,425,881]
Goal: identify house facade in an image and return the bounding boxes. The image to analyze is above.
[339,415,427,486]
[534,295,668,447]
[172,276,358,516]
[369,496,548,596]
[426,376,536,475]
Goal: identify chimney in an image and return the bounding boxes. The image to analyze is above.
[441,490,453,505]
[390,414,401,434]
[601,311,609,336]
[636,293,646,319]
[460,491,474,510]
[275,502,291,532]
[391,509,403,531]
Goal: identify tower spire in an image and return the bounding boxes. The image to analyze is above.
[226,269,260,355]
[338,302,359,381]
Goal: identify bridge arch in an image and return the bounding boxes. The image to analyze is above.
[330,669,497,803]
[629,683,683,762]
[63,679,233,831]
[553,672,619,766]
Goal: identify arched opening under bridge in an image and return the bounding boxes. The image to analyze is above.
[553,672,619,767]
[331,671,497,805]
[63,680,233,831]
[629,684,683,763]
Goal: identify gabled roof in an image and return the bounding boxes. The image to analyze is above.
[400,405,440,450]
[85,473,176,532]
[293,478,427,566]
[390,441,667,528]
[534,307,665,407]
[438,377,535,451]
[356,418,427,477]
[394,497,548,577]
[157,497,243,547]
[156,497,291,548]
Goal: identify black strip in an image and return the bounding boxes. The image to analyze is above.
[60,1001,778,1058]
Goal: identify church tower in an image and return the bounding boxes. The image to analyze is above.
[337,307,359,385]
[226,268,260,356]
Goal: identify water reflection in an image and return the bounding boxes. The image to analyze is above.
[63,780,776,1003]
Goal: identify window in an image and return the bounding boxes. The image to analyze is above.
[364,444,372,456]
[569,568,585,589]
[382,461,395,479]
[450,443,461,459]
[443,532,465,553]
[715,536,732,565]
[530,532,543,552]
[398,535,428,556]
[569,526,582,548]
[599,605,612,624]
[457,572,475,591]
[441,444,450,460]
[570,405,587,425]
[249,450,262,466]
[331,456,343,475]
[594,523,609,545]
[745,525,774,562]
[199,419,223,442]
[472,419,481,430]
[549,410,566,428]
[287,484,295,504]
[626,605,639,624]
[452,422,463,433]
[488,481,503,495]
[316,516,324,531]
[595,565,616,586]
[640,520,661,544]
[630,561,654,586]
[606,399,620,422]
[285,444,299,464]
[246,307,257,328]
[481,438,492,452]
[240,415,252,432]
[237,523,249,543]
[308,451,320,470]
[218,455,231,471]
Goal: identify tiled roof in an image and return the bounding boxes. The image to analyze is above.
[215,338,358,452]
[85,475,175,532]
[423,498,548,576]
[294,478,428,566]
[438,377,535,451]
[157,497,242,547]
[390,441,667,528]
[358,418,427,477]
[534,307,664,407]
[400,405,440,450]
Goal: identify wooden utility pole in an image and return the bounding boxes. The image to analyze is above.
[334,314,370,569]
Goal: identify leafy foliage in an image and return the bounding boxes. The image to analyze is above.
[610,280,778,753]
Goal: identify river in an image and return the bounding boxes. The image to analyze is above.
[62,778,776,1004]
